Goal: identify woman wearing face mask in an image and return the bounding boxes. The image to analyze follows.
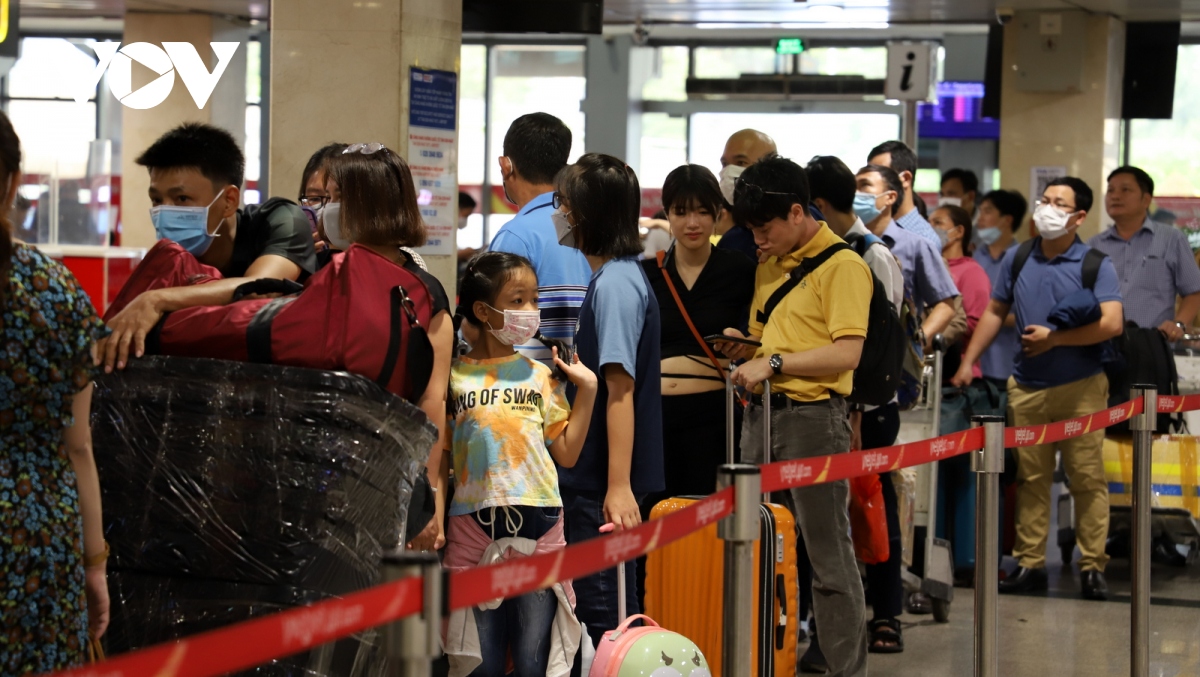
[297,142,348,258]
[640,165,755,497]
[318,143,453,550]
[931,204,992,382]
[442,251,597,677]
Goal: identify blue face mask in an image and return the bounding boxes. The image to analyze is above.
[977,226,1002,246]
[853,191,883,224]
[150,188,229,256]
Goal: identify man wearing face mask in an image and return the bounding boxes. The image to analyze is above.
[489,113,591,366]
[868,140,942,248]
[98,123,315,373]
[939,168,979,217]
[714,129,777,261]
[952,177,1124,601]
[972,190,1028,393]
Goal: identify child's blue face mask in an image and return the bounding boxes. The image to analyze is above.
[150,187,229,256]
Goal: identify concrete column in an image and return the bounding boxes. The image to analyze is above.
[998,12,1124,239]
[583,34,649,170]
[269,0,462,296]
[120,12,249,248]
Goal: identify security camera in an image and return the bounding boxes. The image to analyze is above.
[996,7,1015,24]
[632,20,650,46]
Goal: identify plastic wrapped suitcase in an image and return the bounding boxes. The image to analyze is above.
[645,380,798,676]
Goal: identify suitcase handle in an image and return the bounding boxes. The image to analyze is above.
[762,379,772,503]
[775,573,787,650]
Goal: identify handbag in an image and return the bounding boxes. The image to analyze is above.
[848,473,890,565]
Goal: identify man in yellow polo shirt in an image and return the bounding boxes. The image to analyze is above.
[716,156,872,677]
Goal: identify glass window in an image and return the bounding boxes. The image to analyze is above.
[693,47,779,79]
[1129,45,1200,196]
[687,112,900,181]
[799,47,886,79]
[487,45,586,186]
[639,46,689,102]
[459,45,487,187]
[243,40,262,203]
[246,40,262,105]
[639,113,687,189]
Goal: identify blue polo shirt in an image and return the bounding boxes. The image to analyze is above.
[490,192,592,364]
[882,220,960,316]
[992,238,1123,389]
[974,242,1021,381]
[560,257,664,494]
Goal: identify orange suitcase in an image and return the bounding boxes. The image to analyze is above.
[645,380,798,676]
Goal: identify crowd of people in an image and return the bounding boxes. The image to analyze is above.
[4,102,1200,677]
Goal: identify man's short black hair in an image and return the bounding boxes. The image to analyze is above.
[1108,165,1154,196]
[804,155,856,215]
[859,164,906,216]
[1046,176,1094,213]
[980,189,1028,230]
[867,140,917,180]
[459,191,477,210]
[941,168,979,194]
[136,122,245,189]
[732,156,809,228]
[502,113,572,186]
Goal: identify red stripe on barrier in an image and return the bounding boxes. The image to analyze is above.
[449,487,734,611]
[1157,393,1200,413]
[42,576,423,677]
[1004,400,1141,448]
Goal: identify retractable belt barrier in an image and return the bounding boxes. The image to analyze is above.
[43,393,1200,677]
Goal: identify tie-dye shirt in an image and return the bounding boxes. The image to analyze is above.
[447,353,571,516]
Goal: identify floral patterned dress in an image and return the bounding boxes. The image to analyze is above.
[1,243,108,675]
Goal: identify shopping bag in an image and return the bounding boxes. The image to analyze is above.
[848,473,890,565]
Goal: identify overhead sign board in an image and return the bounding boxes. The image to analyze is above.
[885,42,937,101]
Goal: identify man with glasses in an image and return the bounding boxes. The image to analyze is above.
[98,122,316,372]
[1087,165,1200,339]
[488,113,591,365]
[952,176,1124,601]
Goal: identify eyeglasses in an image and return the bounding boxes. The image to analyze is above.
[343,142,387,155]
[299,195,330,208]
[1035,198,1076,212]
[735,180,798,205]
[552,192,566,209]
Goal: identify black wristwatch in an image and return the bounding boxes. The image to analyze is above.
[769,353,784,375]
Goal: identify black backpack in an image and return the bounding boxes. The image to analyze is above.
[1009,237,1178,433]
[758,240,906,406]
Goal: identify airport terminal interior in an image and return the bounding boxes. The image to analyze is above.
[4,0,1200,676]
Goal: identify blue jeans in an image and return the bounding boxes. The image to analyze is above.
[560,488,643,648]
[467,506,562,677]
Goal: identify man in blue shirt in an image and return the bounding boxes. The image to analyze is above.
[973,189,1028,392]
[489,113,592,365]
[868,140,942,248]
[1088,165,1200,338]
[953,177,1124,601]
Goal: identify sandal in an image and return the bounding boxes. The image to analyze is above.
[868,618,904,654]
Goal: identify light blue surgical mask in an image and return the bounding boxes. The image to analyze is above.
[151,188,229,256]
[852,191,883,225]
[977,226,1002,246]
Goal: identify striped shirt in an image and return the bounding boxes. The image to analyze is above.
[489,192,592,365]
[1087,217,1200,329]
[895,208,943,249]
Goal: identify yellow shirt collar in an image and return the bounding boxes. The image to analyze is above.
[775,222,834,273]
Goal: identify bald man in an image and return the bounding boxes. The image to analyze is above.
[716,129,777,261]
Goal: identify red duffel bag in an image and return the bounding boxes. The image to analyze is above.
[105,240,223,319]
[134,243,434,401]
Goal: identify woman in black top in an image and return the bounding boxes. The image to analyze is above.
[642,165,756,496]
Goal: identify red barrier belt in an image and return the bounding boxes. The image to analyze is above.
[45,576,423,677]
[1157,393,1200,413]
[1003,400,1141,449]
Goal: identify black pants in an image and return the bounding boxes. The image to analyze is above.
[861,404,903,621]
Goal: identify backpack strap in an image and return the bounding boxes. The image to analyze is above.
[756,243,850,326]
[376,285,423,390]
[656,248,728,380]
[246,296,297,364]
[1007,237,1041,299]
[844,231,883,258]
[1081,248,1108,291]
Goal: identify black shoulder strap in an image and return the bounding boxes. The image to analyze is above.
[376,285,422,389]
[844,232,870,258]
[1081,248,1108,291]
[757,243,850,325]
[246,296,297,364]
[1008,237,1040,299]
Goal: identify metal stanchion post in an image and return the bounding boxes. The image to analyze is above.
[971,415,1004,677]
[382,551,443,677]
[1130,384,1157,677]
[718,464,760,677]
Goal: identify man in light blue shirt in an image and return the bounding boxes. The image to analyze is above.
[1088,166,1200,338]
[488,113,591,364]
[973,189,1028,387]
[869,140,942,249]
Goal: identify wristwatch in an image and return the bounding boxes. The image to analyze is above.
[769,353,784,375]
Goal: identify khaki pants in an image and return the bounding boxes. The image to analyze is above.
[1008,372,1111,571]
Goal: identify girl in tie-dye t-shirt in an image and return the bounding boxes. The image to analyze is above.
[443,252,597,675]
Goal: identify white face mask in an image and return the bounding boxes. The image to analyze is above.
[322,202,351,250]
[552,210,577,249]
[1032,201,1077,240]
[719,164,745,205]
[484,304,541,346]
[458,216,470,230]
[938,196,963,208]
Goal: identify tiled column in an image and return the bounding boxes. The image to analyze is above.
[269,0,462,296]
[998,12,1124,239]
[119,12,249,248]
